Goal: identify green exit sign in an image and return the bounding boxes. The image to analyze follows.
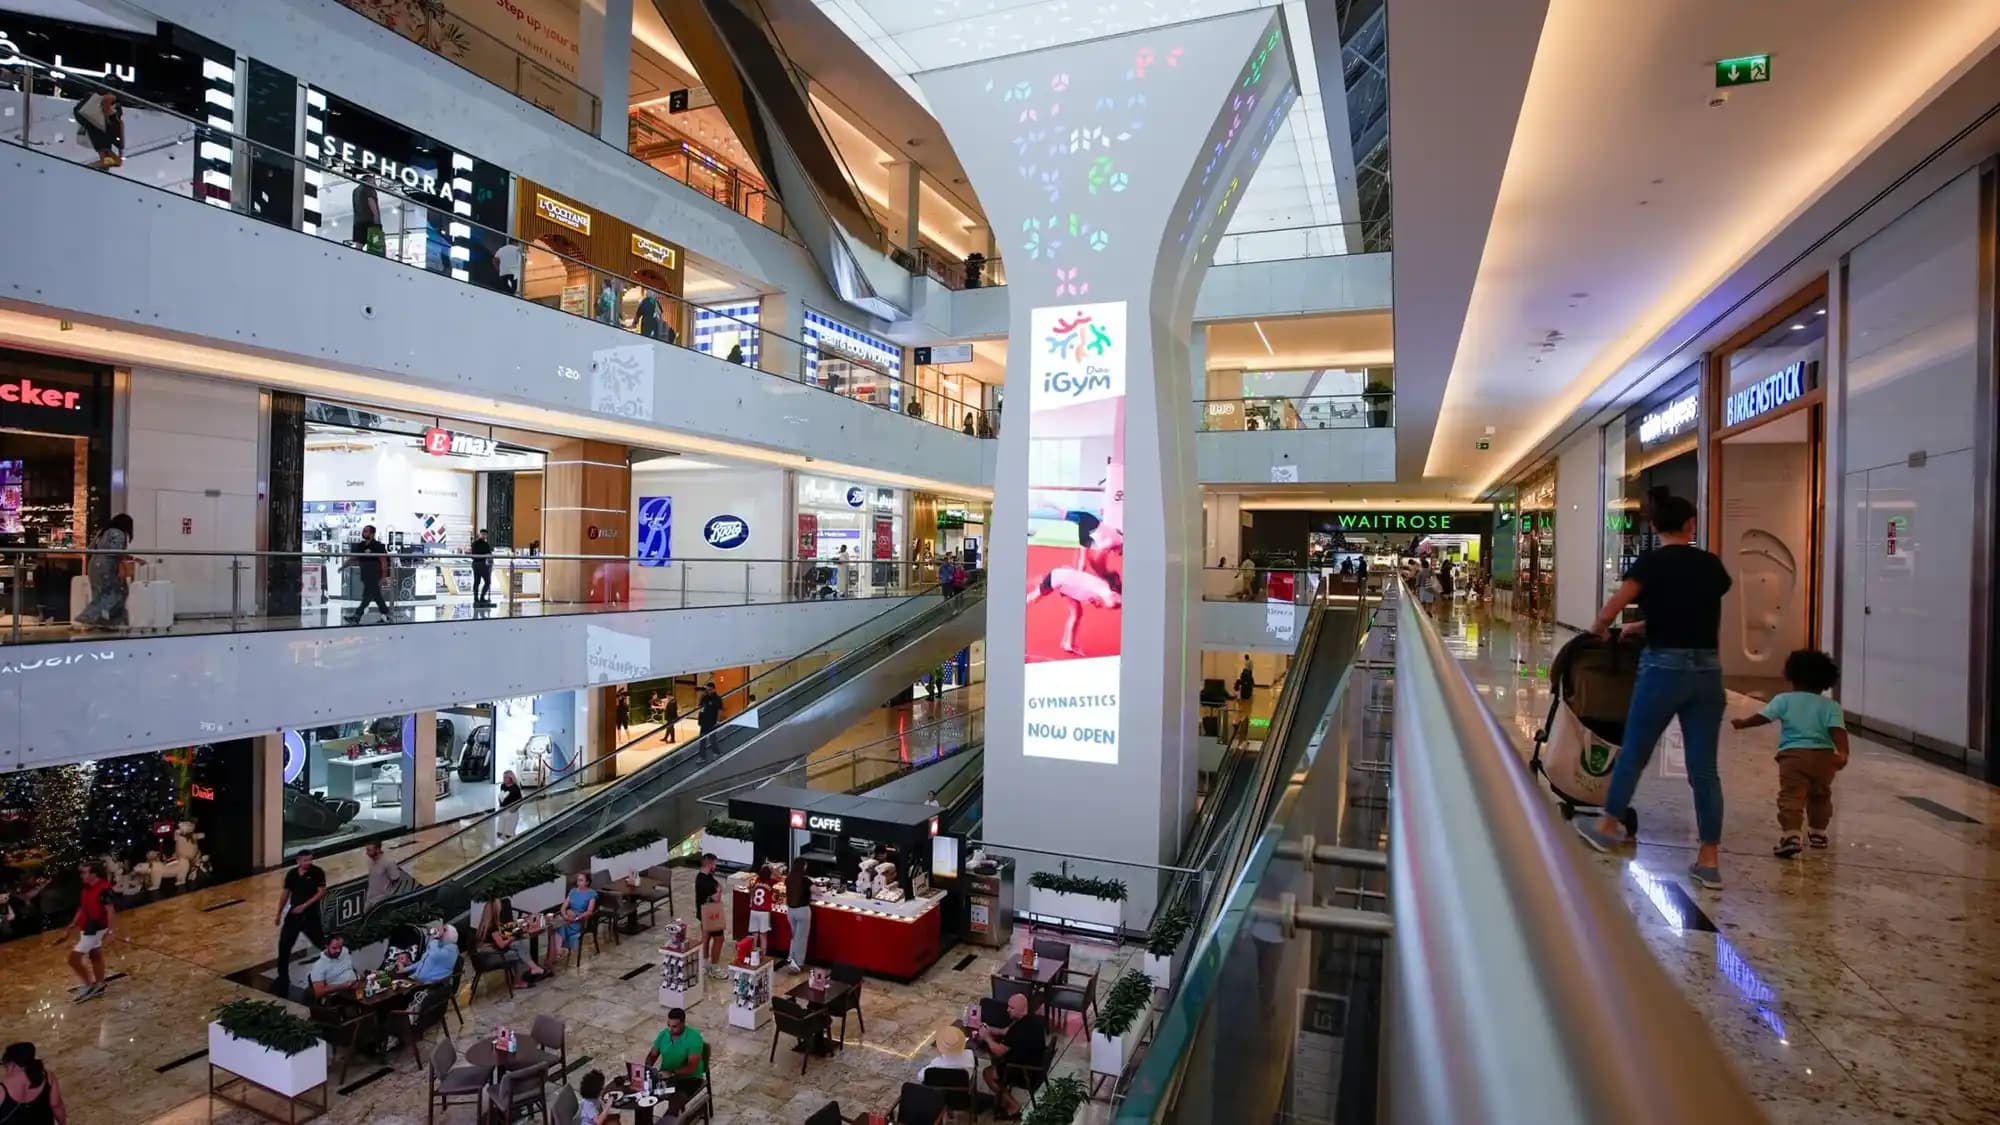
[1476,440,1491,451]
[1715,54,1771,88]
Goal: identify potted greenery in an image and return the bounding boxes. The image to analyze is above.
[1027,870,1127,931]
[1143,901,1192,988]
[1089,968,1155,1079]
[1020,1074,1089,1125]
[209,998,327,1099]
[469,861,564,926]
[701,817,756,868]
[1364,377,1394,428]
[589,828,668,880]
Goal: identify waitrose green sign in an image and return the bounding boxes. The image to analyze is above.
[1331,512,1482,533]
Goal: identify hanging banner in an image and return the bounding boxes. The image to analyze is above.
[636,496,672,567]
[1022,301,1127,765]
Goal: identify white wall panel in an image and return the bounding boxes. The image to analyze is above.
[0,595,918,771]
[0,152,993,489]
[1196,427,1394,484]
[1553,430,1601,630]
[627,466,790,599]
[123,368,263,616]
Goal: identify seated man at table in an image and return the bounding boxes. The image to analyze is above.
[978,993,1047,1118]
[307,933,359,1002]
[643,1007,706,1086]
[411,930,459,985]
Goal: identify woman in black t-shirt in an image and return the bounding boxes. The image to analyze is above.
[1576,487,1733,890]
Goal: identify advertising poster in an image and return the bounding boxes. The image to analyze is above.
[1022,301,1127,765]
[796,512,819,558]
[636,495,672,567]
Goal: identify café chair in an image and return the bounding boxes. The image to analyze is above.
[470,940,517,1002]
[445,952,470,1031]
[550,1086,580,1125]
[977,998,1011,1031]
[829,962,867,1040]
[308,998,373,1083]
[1031,937,1072,981]
[529,1013,570,1076]
[630,865,675,925]
[484,1065,549,1124]
[920,1067,977,1124]
[1000,1057,1052,1110]
[892,1081,948,1125]
[1046,965,1098,1036]
[386,984,452,1070]
[803,1102,844,1125]
[990,974,1037,1012]
[770,997,832,1075]
[426,1038,489,1125]
[678,1043,715,1125]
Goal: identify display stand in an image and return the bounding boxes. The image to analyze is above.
[727,957,773,1031]
[659,945,702,1009]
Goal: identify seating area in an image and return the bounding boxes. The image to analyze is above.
[244,866,1141,1123]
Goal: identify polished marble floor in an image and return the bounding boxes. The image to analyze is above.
[1,864,1130,1124]
[1450,606,2000,1125]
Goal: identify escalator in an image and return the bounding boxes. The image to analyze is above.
[356,586,985,925]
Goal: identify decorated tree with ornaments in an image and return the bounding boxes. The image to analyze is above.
[30,764,89,873]
[84,753,182,864]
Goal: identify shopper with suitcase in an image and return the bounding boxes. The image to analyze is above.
[73,514,134,629]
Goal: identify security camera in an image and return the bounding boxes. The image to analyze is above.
[361,304,377,319]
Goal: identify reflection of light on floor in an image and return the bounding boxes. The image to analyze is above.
[1628,862,1692,934]
[1716,934,1789,1044]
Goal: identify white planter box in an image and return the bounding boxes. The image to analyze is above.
[208,1023,327,1098]
[702,833,755,868]
[1089,1009,1148,1078]
[599,839,673,881]
[1141,951,1177,991]
[1031,887,1124,930]
[589,854,627,881]
[511,877,566,915]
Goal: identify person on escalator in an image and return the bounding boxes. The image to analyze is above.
[497,770,525,839]
[696,684,723,760]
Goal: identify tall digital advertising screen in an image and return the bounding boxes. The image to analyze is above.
[1022,302,1126,764]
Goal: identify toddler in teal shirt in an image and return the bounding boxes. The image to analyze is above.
[1731,649,1848,857]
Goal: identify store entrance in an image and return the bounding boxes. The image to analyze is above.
[1717,409,1820,697]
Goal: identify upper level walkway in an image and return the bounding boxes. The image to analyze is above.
[1451,604,1998,1124]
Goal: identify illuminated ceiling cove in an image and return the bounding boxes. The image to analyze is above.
[811,0,1342,244]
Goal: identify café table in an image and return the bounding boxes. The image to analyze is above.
[995,956,1067,1008]
[607,1073,702,1125]
[465,1036,554,1077]
[784,979,853,1057]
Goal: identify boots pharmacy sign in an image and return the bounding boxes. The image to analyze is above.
[1725,361,1810,427]
[1022,302,1127,766]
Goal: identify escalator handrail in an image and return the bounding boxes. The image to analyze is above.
[692,708,985,807]
[373,588,982,896]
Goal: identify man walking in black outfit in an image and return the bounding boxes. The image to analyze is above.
[696,683,723,760]
[344,525,393,623]
[272,849,327,997]
[470,528,495,608]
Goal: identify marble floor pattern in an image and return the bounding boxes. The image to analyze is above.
[1450,606,2000,1125]
[3,864,1133,1124]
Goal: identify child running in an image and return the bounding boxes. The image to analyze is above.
[1730,649,1848,857]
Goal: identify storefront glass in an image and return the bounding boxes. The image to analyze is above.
[693,301,762,366]
[1518,469,1557,622]
[796,474,906,597]
[1604,365,1701,602]
[439,691,579,820]
[1,740,255,938]
[0,349,114,637]
[910,493,989,581]
[803,309,904,411]
[301,400,546,621]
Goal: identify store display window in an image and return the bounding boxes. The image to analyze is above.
[0,350,113,635]
[1604,366,1701,603]
[803,309,903,410]
[797,474,906,596]
[1517,469,1557,622]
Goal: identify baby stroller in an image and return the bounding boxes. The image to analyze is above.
[1531,629,1645,833]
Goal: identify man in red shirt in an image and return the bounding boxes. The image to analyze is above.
[60,862,117,1001]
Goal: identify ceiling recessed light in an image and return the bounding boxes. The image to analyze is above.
[1789,323,1806,331]
[1815,308,1827,316]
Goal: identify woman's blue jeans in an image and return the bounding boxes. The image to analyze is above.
[1601,647,1726,845]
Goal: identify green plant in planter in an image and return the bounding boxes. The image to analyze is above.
[703,817,756,842]
[1020,1074,1089,1125]
[1094,968,1156,1040]
[212,998,325,1056]
[1147,901,1192,958]
[593,828,665,858]
[1364,379,1394,427]
[1027,871,1129,902]
[470,862,561,907]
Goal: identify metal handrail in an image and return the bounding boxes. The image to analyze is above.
[0,54,990,434]
[1385,583,1766,1122]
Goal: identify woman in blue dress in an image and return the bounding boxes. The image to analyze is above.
[74,514,135,628]
[554,872,598,966]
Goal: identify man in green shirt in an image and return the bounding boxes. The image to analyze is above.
[645,1007,706,1080]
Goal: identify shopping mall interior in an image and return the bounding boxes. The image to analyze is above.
[1,1,1998,1123]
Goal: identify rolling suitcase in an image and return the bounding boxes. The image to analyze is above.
[128,564,176,630]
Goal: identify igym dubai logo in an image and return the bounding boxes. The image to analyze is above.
[1041,310,1116,397]
[703,514,751,550]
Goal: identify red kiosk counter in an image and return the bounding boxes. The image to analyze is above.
[730,876,944,980]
